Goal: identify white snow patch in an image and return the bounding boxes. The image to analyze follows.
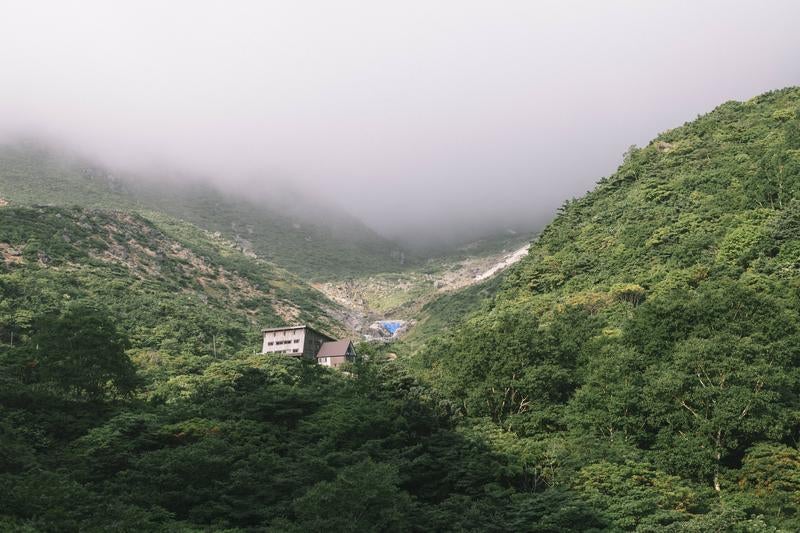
[474,244,530,281]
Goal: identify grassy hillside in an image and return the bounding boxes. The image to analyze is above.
[0,205,343,365]
[420,87,800,530]
[0,143,404,279]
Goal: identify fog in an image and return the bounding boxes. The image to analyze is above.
[1,1,799,243]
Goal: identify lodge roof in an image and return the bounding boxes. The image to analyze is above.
[261,324,306,333]
[317,340,354,358]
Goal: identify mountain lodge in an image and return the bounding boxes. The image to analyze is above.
[261,325,356,369]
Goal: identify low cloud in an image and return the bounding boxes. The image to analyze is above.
[1,1,799,243]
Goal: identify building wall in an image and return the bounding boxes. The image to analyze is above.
[303,329,333,359]
[318,355,349,368]
[262,328,305,356]
[262,326,334,360]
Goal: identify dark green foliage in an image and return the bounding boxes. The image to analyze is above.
[502,489,607,532]
[0,352,525,531]
[14,302,138,399]
[428,304,583,425]
[288,459,414,532]
[735,443,800,529]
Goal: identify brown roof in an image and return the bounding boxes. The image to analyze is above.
[317,340,354,358]
[261,325,306,333]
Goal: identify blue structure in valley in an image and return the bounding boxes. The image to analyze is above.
[380,321,403,335]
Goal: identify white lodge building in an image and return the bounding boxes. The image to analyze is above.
[261,325,356,369]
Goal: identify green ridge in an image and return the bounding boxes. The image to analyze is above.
[0,144,403,280]
[421,87,800,530]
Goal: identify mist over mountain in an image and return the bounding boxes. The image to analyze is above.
[2,1,799,245]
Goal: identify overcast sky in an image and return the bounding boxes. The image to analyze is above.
[1,1,799,241]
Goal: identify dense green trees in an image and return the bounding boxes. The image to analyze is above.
[15,303,138,399]
[429,304,589,427]
[287,460,414,532]
[0,351,529,530]
[737,443,800,528]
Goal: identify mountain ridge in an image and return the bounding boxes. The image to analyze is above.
[419,86,800,529]
[0,141,404,280]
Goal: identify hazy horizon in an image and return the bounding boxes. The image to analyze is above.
[1,1,799,243]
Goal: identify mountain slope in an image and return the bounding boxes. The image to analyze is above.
[421,87,800,530]
[0,204,344,367]
[500,87,800,307]
[0,143,403,279]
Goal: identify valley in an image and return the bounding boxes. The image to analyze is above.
[315,238,532,339]
[0,142,535,344]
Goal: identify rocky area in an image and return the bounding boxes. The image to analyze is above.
[474,243,530,281]
[315,238,533,340]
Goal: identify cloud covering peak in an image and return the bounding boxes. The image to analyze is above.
[1,1,799,241]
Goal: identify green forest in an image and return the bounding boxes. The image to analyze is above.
[2,88,800,531]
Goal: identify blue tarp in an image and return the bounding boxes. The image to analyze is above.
[381,321,404,335]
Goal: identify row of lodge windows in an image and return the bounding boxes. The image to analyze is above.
[267,339,300,346]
